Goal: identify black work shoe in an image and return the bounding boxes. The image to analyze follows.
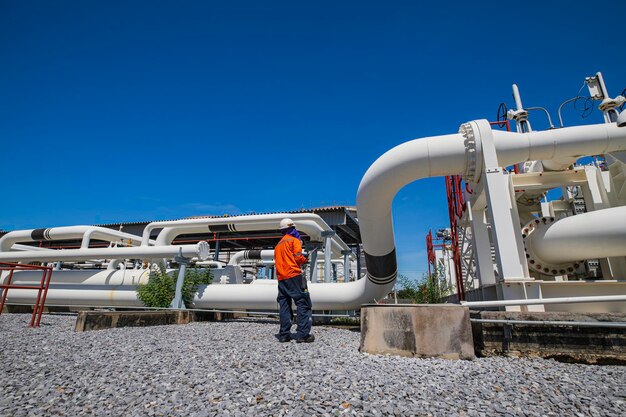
[296,334,315,343]
[278,336,292,343]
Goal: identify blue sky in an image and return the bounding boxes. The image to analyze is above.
[1,1,625,279]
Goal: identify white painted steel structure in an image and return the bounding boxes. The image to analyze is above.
[2,71,626,312]
[428,72,626,312]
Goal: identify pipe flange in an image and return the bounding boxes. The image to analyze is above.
[459,123,477,183]
[522,217,581,276]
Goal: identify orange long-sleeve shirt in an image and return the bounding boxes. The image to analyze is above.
[274,234,307,280]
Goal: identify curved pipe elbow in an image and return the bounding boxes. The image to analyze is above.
[0,226,143,252]
[149,214,350,257]
[80,227,143,250]
[356,133,467,284]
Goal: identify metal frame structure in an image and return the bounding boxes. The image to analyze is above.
[2,72,625,315]
[425,72,626,312]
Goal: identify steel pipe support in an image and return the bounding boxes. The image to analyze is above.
[356,121,626,286]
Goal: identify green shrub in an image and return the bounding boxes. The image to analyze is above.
[396,267,452,304]
[136,265,213,308]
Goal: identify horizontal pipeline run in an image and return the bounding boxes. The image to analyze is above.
[462,294,626,307]
[471,318,626,329]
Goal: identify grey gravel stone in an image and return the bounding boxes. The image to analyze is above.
[1,313,625,416]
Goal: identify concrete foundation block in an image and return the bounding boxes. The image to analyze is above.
[74,310,214,332]
[360,304,475,360]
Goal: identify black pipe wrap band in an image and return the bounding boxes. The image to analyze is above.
[364,249,398,285]
[208,224,230,232]
[31,228,50,241]
[246,250,262,260]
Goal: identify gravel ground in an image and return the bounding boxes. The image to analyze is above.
[1,314,625,417]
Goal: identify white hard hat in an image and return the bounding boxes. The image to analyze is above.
[279,218,296,230]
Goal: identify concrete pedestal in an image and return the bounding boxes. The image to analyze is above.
[360,304,474,360]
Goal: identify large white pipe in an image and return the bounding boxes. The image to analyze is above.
[227,249,344,266]
[227,250,275,265]
[527,206,626,265]
[192,278,384,310]
[6,121,625,311]
[0,226,146,252]
[493,123,626,168]
[11,244,55,252]
[1,269,151,286]
[2,274,384,310]
[462,294,626,308]
[0,242,210,263]
[143,213,351,258]
[357,133,467,284]
[357,121,626,285]
[3,285,145,307]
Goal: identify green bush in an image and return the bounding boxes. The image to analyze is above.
[136,265,213,308]
[396,267,452,304]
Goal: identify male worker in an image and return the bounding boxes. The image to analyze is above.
[274,218,314,343]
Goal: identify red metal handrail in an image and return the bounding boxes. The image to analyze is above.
[0,262,53,327]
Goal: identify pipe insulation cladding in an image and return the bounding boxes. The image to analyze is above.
[1,270,381,310]
[3,121,626,311]
[143,213,352,258]
[357,120,626,284]
[0,226,146,252]
[526,206,626,266]
[227,250,274,265]
[0,241,210,263]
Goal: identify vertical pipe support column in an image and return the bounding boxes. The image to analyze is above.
[213,233,221,262]
[322,231,335,283]
[171,256,188,309]
[309,248,319,283]
[468,203,496,287]
[473,120,530,282]
[355,245,361,280]
[342,250,352,282]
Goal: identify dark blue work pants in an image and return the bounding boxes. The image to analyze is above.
[277,274,312,339]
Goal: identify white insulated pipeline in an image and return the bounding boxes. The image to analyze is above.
[192,279,383,310]
[5,121,626,311]
[0,226,146,252]
[1,278,378,310]
[525,206,626,266]
[3,285,146,307]
[357,120,626,287]
[0,242,210,263]
[1,268,153,307]
[143,213,352,258]
[1,269,151,287]
[227,250,275,265]
[227,250,343,266]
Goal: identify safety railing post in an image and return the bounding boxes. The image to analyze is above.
[0,263,54,327]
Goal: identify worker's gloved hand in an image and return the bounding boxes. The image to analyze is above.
[302,250,309,259]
